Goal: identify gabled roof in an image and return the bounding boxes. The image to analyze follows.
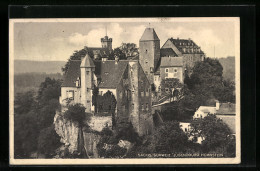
[140,28,160,41]
[168,38,204,54]
[160,57,183,67]
[160,48,178,57]
[94,60,129,88]
[216,103,236,115]
[80,54,95,68]
[62,60,81,87]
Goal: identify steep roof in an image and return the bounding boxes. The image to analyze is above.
[80,54,95,68]
[168,38,204,54]
[216,103,236,115]
[160,57,183,67]
[62,60,81,87]
[160,48,178,57]
[140,28,160,41]
[94,60,128,88]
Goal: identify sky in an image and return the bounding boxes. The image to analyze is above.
[12,18,239,61]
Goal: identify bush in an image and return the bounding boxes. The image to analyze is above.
[37,125,62,158]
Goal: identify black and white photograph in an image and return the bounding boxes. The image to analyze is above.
[9,17,240,165]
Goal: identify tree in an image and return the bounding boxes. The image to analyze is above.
[120,43,139,57]
[161,78,183,101]
[37,125,61,158]
[152,121,190,153]
[92,85,99,113]
[112,47,126,60]
[190,115,232,153]
[14,110,39,158]
[62,47,88,74]
[37,77,61,105]
[188,58,235,103]
[14,91,36,115]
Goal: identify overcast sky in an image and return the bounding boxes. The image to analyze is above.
[12,18,239,61]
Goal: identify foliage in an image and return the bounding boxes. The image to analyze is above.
[37,125,62,158]
[92,85,99,112]
[37,99,60,129]
[62,47,88,74]
[64,103,91,126]
[14,110,39,158]
[37,77,62,105]
[120,43,139,57]
[14,91,36,115]
[112,47,126,60]
[14,78,62,158]
[96,91,117,114]
[187,58,235,103]
[152,121,190,153]
[190,115,232,153]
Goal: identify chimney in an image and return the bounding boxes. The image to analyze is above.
[216,100,220,110]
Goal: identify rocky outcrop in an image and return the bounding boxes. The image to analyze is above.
[53,112,112,158]
[54,112,79,154]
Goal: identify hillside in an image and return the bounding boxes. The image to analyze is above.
[14,60,66,74]
[14,72,63,94]
[218,56,235,81]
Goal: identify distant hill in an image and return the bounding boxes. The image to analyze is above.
[218,56,235,81]
[14,72,63,94]
[14,60,66,74]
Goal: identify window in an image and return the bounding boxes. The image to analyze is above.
[87,100,90,103]
[185,128,187,132]
[67,90,74,100]
[165,88,169,92]
[174,69,178,73]
[146,103,149,111]
[141,104,144,111]
[132,103,134,110]
[165,68,169,73]
[86,71,89,75]
[141,91,144,97]
[87,88,90,92]
[145,49,148,53]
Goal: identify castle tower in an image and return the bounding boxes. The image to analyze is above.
[80,54,95,113]
[139,28,160,84]
[101,36,113,51]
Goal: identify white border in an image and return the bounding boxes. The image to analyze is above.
[9,17,240,165]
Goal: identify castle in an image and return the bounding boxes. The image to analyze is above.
[59,27,205,136]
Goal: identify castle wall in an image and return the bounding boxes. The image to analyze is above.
[60,87,81,112]
[128,61,140,133]
[183,54,204,70]
[138,64,154,136]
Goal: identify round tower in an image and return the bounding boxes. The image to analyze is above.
[101,36,113,51]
